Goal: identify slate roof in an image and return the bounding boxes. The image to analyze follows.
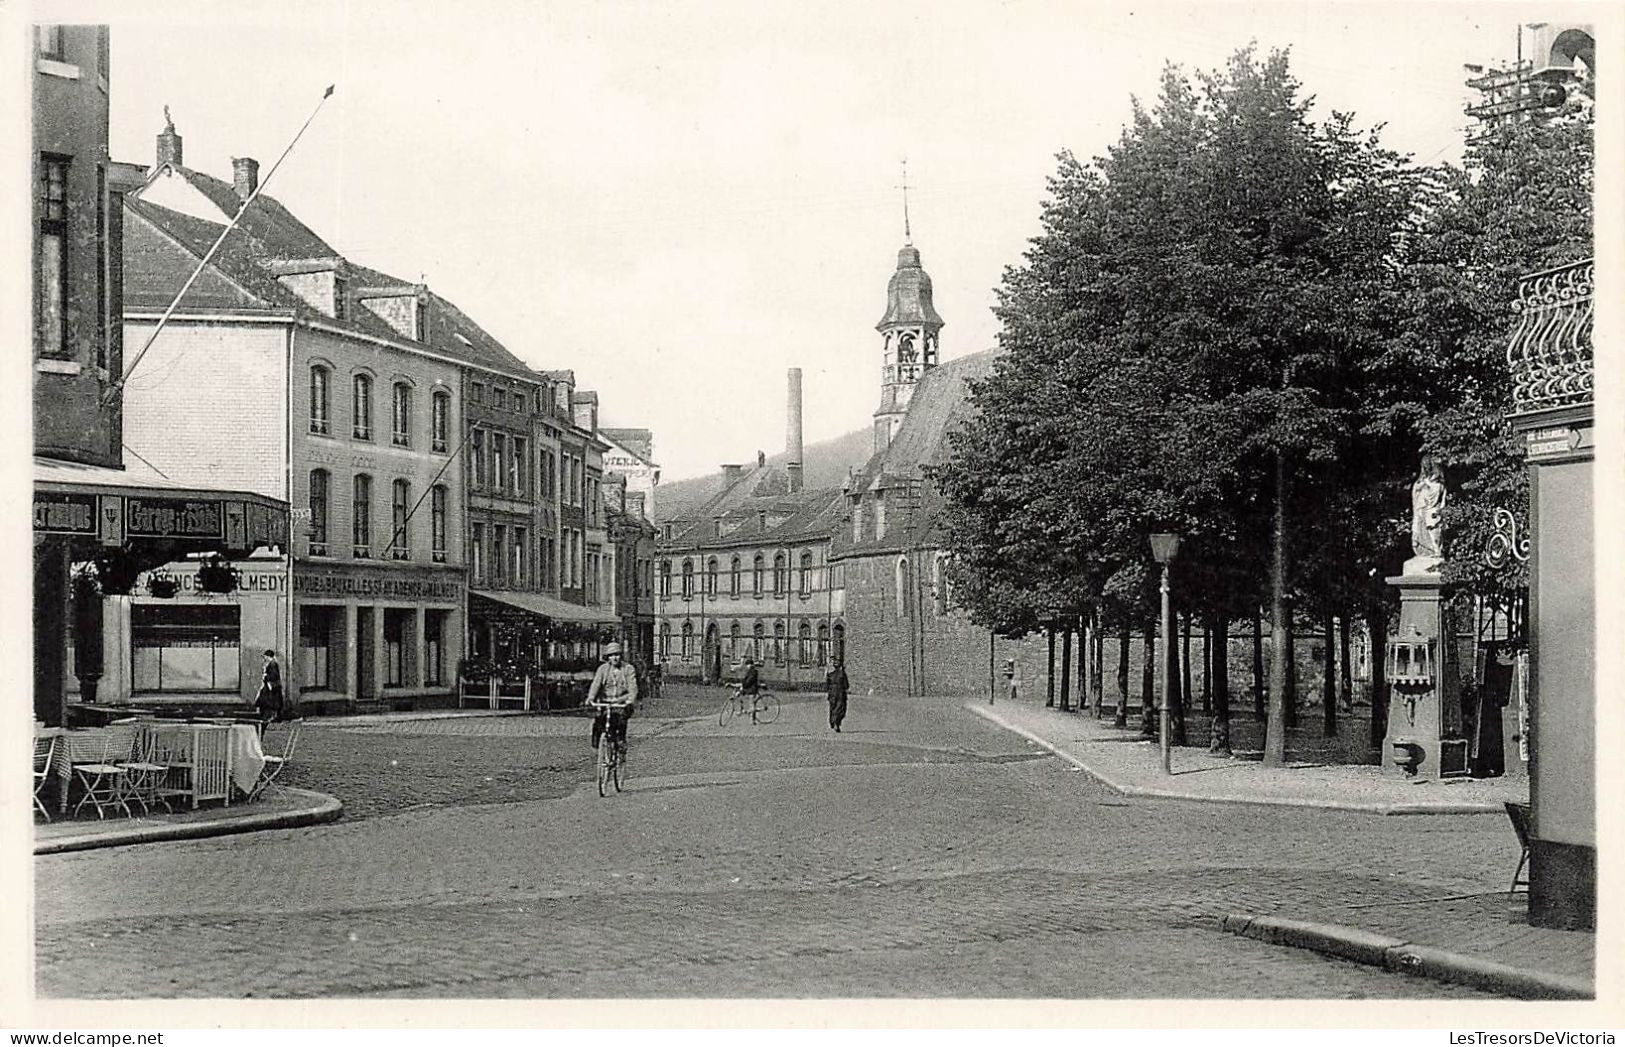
[658,457,844,552]
[123,166,541,383]
[601,428,655,464]
[656,426,872,522]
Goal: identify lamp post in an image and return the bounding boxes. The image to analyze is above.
[1150,532,1182,775]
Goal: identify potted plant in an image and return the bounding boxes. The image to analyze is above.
[148,575,180,598]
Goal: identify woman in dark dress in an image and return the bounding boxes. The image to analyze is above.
[826,657,849,732]
[255,649,284,736]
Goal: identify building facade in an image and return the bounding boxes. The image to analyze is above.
[601,428,660,521]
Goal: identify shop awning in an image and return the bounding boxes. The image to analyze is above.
[471,589,619,626]
[34,455,289,551]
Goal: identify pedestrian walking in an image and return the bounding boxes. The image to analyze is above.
[826,657,849,731]
[254,649,284,736]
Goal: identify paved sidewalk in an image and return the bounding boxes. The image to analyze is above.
[34,785,341,854]
[971,698,1527,814]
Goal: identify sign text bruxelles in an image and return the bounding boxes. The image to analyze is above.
[294,570,463,602]
[126,498,224,539]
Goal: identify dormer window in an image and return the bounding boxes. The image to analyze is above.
[37,25,64,60]
[415,300,429,342]
[333,275,349,321]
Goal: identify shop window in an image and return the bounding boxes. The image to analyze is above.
[300,606,335,691]
[132,604,241,693]
[425,611,446,685]
[384,609,413,687]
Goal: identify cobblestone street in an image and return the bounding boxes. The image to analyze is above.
[35,689,1517,998]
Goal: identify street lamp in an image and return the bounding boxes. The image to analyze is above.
[1150,532,1182,774]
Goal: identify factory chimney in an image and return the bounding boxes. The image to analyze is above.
[786,368,804,494]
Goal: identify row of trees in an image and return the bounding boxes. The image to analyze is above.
[933,47,1592,765]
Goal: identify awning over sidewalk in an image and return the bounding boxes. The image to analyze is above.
[471,589,618,626]
[34,455,288,551]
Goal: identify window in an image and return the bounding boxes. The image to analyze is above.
[385,610,408,687]
[332,274,348,321]
[773,553,786,596]
[706,557,718,597]
[471,430,485,488]
[391,479,410,559]
[514,526,528,586]
[37,154,68,357]
[300,607,334,690]
[730,556,741,596]
[752,622,765,662]
[681,621,694,661]
[432,391,449,452]
[131,604,241,693]
[514,392,527,414]
[753,554,764,596]
[493,388,508,411]
[472,381,485,403]
[415,300,429,342]
[492,433,506,490]
[773,622,786,665]
[874,492,887,539]
[851,503,863,543]
[817,623,829,666]
[729,622,740,658]
[352,374,373,440]
[799,552,813,597]
[95,165,106,368]
[392,383,411,446]
[681,559,694,599]
[512,437,527,496]
[310,366,331,434]
[431,486,447,563]
[492,524,507,583]
[799,622,812,666]
[352,474,372,558]
[660,561,671,598]
[471,522,485,584]
[425,611,446,685]
[660,622,671,658]
[307,469,329,556]
[37,25,64,60]
[896,557,912,619]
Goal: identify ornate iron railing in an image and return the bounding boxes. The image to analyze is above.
[1508,258,1593,413]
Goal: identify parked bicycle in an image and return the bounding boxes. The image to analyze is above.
[718,686,779,727]
[591,699,631,796]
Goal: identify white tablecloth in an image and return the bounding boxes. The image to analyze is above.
[227,725,265,797]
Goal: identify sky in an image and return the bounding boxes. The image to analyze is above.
[65,0,1586,480]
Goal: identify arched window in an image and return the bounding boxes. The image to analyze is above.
[896,557,912,619]
[833,621,845,664]
[307,469,329,556]
[752,553,764,596]
[798,621,812,666]
[799,551,813,596]
[660,560,672,598]
[729,622,740,658]
[730,556,741,596]
[681,621,694,661]
[681,559,694,598]
[431,390,450,452]
[392,382,412,446]
[309,365,330,434]
[352,474,372,558]
[660,622,671,658]
[352,374,373,440]
[706,557,718,596]
[773,552,786,596]
[752,621,765,661]
[431,485,447,563]
[391,479,411,559]
[934,554,949,615]
[773,621,786,665]
[817,622,830,666]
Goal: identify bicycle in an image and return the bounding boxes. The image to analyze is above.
[718,687,779,727]
[591,700,631,796]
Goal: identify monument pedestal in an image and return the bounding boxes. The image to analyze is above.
[1383,570,1465,780]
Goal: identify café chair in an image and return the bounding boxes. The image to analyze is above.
[117,730,173,815]
[71,734,133,819]
[251,719,304,800]
[33,735,58,821]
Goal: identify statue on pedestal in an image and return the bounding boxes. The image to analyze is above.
[1406,454,1446,574]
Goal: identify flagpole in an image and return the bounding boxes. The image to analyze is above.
[104,85,337,406]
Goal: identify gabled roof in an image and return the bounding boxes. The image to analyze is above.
[160,164,338,259]
[656,426,872,522]
[658,455,843,550]
[601,428,656,465]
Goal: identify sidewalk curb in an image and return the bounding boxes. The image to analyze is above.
[967,703,1502,815]
[1222,914,1593,1000]
[34,788,343,855]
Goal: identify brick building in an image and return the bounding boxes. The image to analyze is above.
[116,120,471,711]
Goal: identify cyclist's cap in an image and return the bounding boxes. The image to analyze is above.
[604,642,623,656]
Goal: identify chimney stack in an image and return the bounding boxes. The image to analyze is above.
[232,157,260,201]
[156,109,183,168]
[786,367,804,494]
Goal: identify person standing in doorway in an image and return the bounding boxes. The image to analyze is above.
[826,657,849,731]
[255,649,284,736]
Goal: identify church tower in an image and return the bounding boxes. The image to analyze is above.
[873,168,943,454]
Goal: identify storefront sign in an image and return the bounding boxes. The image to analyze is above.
[33,492,97,534]
[295,568,463,602]
[244,501,290,548]
[126,498,224,539]
[1526,426,1583,460]
[139,564,287,596]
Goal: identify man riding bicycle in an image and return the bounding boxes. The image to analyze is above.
[588,642,638,751]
